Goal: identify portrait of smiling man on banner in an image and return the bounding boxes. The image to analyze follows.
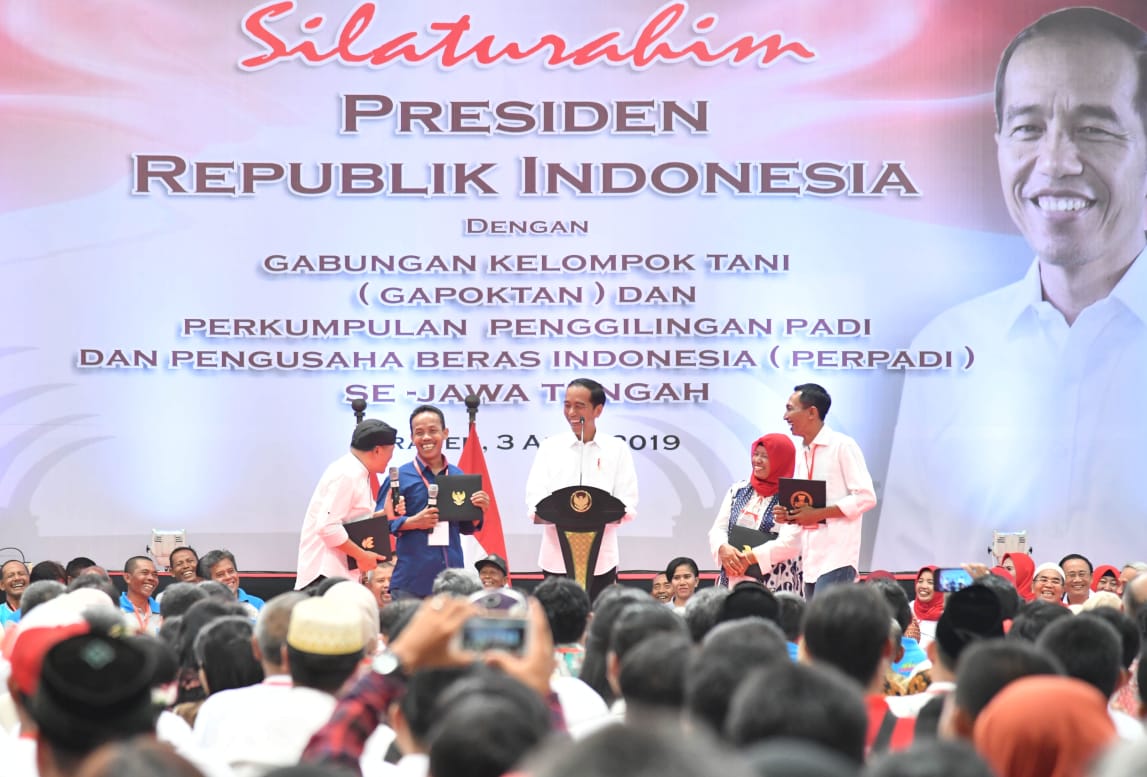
[878,7,1147,568]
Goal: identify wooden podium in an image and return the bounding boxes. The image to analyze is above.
[535,485,625,590]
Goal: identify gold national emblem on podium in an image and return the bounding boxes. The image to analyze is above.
[570,489,592,513]
[451,490,467,506]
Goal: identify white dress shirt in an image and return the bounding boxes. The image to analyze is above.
[756,427,876,580]
[296,452,375,587]
[876,250,1147,569]
[525,432,638,574]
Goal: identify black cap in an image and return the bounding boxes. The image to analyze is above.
[474,553,508,575]
[351,419,397,451]
[29,633,157,753]
[935,584,1004,662]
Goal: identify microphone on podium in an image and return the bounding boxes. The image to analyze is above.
[577,416,586,486]
[389,466,400,509]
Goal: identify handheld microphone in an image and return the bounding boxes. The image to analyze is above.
[577,417,586,486]
[389,466,400,509]
[427,483,439,509]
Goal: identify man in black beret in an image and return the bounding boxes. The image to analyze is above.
[295,419,399,589]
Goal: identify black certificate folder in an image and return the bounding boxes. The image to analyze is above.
[778,478,827,511]
[344,515,391,570]
[436,474,483,522]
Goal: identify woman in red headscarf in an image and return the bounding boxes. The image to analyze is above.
[708,433,801,593]
[1002,553,1036,602]
[1091,565,1121,594]
[912,566,944,645]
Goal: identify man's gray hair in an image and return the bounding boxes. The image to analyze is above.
[432,568,482,597]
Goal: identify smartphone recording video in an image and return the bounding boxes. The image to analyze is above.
[460,588,529,655]
[935,567,974,593]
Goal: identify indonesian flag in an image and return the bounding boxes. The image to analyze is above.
[459,420,509,574]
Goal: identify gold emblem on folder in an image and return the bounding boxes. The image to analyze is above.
[451,490,467,506]
[570,489,592,513]
[362,536,375,550]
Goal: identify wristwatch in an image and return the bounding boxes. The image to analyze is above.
[370,648,406,677]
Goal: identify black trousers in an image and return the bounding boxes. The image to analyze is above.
[542,567,618,604]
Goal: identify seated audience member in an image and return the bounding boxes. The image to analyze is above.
[1093,565,1122,595]
[119,556,162,635]
[975,572,1021,623]
[384,667,471,777]
[1031,563,1066,604]
[322,579,382,658]
[715,580,780,627]
[29,560,67,584]
[1037,613,1141,739]
[474,554,508,590]
[198,550,264,615]
[192,592,308,770]
[205,597,366,775]
[426,670,556,777]
[682,587,729,643]
[890,584,1005,720]
[1001,553,1036,602]
[364,560,394,609]
[1086,608,1141,726]
[973,676,1117,777]
[801,584,914,754]
[528,721,757,777]
[865,740,996,777]
[159,583,208,621]
[169,547,204,584]
[726,661,868,765]
[25,633,159,777]
[578,586,649,705]
[944,640,1065,741]
[685,619,789,738]
[302,595,558,774]
[776,591,806,661]
[912,567,943,646]
[1059,553,1094,611]
[64,556,103,583]
[1007,599,1071,642]
[1121,562,1147,594]
[430,568,482,598]
[1124,574,1147,620]
[650,572,672,604]
[72,736,207,777]
[66,572,119,606]
[173,599,251,711]
[605,602,690,717]
[533,577,591,678]
[194,616,264,698]
[665,557,699,613]
[868,577,925,680]
[617,634,691,724]
[18,580,65,618]
[1083,592,1125,612]
[379,599,420,646]
[0,560,30,626]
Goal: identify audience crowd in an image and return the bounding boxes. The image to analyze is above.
[3,546,1147,777]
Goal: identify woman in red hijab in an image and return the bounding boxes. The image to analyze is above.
[708,433,800,593]
[974,676,1116,777]
[1002,553,1036,602]
[1091,565,1121,594]
[911,566,944,645]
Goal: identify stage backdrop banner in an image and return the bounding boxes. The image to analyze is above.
[2,1,1144,572]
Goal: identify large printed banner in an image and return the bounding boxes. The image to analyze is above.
[3,1,1145,572]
